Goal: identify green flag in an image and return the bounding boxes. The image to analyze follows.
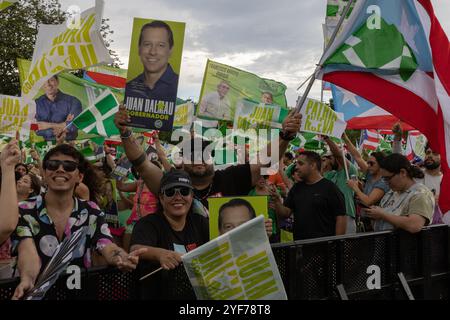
[324,16,417,81]
[72,90,120,137]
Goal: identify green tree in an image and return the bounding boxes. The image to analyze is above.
[0,0,121,96]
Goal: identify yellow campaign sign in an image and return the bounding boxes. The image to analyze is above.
[0,0,18,11]
[0,95,35,140]
[300,97,347,139]
[22,0,111,101]
[182,216,287,300]
[173,101,194,128]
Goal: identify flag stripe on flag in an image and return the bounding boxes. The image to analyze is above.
[320,0,450,214]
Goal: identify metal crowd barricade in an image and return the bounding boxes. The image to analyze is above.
[0,225,448,300]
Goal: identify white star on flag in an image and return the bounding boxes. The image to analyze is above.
[340,87,359,107]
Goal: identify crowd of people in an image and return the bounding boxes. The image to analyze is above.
[0,103,443,299]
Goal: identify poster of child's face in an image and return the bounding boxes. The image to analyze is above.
[207,196,268,240]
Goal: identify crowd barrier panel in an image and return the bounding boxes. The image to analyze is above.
[0,225,448,300]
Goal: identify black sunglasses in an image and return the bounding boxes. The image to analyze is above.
[44,160,79,172]
[163,186,192,197]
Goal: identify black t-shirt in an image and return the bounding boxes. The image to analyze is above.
[194,164,253,208]
[130,211,209,299]
[284,178,346,240]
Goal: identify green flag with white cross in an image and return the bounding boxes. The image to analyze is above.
[72,90,120,137]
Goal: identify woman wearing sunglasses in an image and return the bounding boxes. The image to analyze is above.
[129,169,209,299]
[343,133,390,229]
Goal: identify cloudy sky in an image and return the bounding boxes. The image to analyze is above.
[59,0,450,107]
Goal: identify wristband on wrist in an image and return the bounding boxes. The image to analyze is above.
[130,152,147,168]
[120,130,132,139]
[279,130,296,141]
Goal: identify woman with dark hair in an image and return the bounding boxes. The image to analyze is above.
[344,133,390,208]
[365,153,434,233]
[16,174,41,201]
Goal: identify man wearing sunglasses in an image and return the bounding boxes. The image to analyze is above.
[129,169,209,299]
[114,105,302,211]
[9,144,146,299]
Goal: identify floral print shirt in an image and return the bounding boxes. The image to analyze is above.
[11,195,113,272]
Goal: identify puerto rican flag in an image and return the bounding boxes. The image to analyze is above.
[331,84,415,130]
[318,0,450,216]
[360,129,381,151]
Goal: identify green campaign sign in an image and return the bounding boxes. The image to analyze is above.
[197,60,287,122]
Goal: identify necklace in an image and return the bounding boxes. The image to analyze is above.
[194,182,213,201]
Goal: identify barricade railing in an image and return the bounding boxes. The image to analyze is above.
[0,225,448,300]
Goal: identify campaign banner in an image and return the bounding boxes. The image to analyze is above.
[207,196,268,240]
[173,101,195,128]
[299,98,347,139]
[233,98,289,131]
[18,58,124,141]
[182,215,287,300]
[124,18,186,131]
[0,95,35,141]
[197,60,287,122]
[21,0,112,102]
[0,0,18,11]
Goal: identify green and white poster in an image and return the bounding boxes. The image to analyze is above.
[182,215,287,300]
[18,58,124,141]
[197,60,287,122]
[233,98,289,131]
[0,95,34,141]
[208,196,268,240]
[21,1,112,101]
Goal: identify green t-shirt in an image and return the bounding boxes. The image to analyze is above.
[324,162,358,218]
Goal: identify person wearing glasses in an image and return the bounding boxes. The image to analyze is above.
[364,153,434,233]
[129,169,209,299]
[343,133,390,231]
[9,144,146,299]
[114,105,301,213]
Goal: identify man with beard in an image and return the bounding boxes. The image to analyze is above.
[392,124,442,203]
[419,145,443,202]
[113,105,302,211]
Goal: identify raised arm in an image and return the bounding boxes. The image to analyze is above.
[114,105,163,195]
[391,122,403,154]
[0,140,20,244]
[250,110,302,186]
[154,132,173,172]
[343,132,368,173]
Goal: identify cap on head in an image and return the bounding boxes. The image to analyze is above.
[159,169,193,193]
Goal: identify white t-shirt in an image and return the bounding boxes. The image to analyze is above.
[416,171,443,198]
[199,91,232,120]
